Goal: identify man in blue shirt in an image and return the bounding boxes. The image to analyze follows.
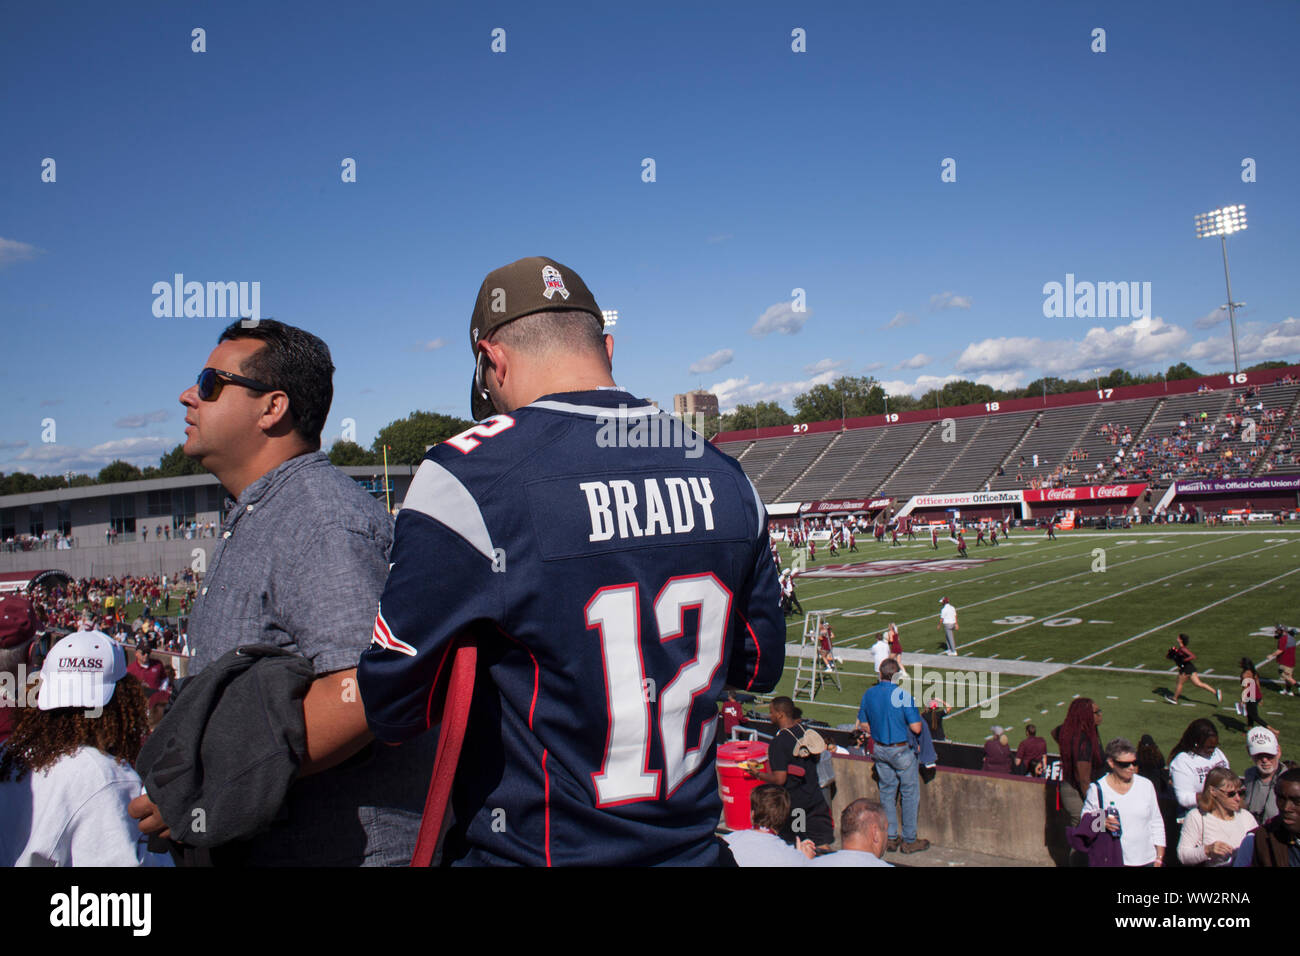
[857,659,929,854]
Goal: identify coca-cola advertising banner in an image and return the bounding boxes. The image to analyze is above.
[1174,476,1300,495]
[801,498,890,514]
[908,491,1025,509]
[1022,483,1148,503]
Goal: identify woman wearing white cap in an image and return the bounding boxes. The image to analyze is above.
[0,631,172,866]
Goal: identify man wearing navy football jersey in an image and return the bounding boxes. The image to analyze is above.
[358,257,785,866]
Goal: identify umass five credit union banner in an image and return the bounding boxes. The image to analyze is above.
[1172,476,1300,495]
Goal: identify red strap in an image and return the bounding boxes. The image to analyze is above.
[410,640,477,867]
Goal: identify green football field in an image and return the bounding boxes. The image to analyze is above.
[768,526,1300,761]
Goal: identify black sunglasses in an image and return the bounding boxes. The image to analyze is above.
[1112,759,1137,768]
[196,367,278,401]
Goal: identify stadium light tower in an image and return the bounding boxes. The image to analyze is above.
[1194,204,1247,375]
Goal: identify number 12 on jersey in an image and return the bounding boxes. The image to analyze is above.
[584,573,731,806]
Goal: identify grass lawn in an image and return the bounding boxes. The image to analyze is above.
[769,525,1300,762]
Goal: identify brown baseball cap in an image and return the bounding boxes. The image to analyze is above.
[469,257,605,420]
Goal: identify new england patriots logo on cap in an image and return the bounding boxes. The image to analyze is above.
[541,265,570,301]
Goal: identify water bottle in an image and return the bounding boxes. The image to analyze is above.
[1105,801,1122,839]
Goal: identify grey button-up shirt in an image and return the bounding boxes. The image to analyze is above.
[186,451,432,866]
[190,451,392,675]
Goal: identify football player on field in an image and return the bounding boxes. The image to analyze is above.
[358,257,785,866]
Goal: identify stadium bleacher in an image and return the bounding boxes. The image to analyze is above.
[988,404,1100,490]
[750,431,838,501]
[782,427,890,501]
[711,366,1300,506]
[823,420,932,501]
[890,410,1039,495]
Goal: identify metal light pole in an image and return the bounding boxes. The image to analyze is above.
[1195,205,1247,375]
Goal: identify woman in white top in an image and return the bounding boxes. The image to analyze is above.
[1168,718,1231,811]
[1177,767,1257,866]
[1082,737,1166,867]
[0,631,172,867]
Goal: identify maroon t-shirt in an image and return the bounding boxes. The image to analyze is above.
[983,738,1012,774]
[722,701,745,737]
[1277,632,1296,668]
[127,658,165,691]
[1016,736,1047,770]
[0,706,14,747]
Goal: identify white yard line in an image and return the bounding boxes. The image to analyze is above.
[783,541,1088,628]
[952,540,1290,653]
[1073,562,1300,663]
[944,557,1300,717]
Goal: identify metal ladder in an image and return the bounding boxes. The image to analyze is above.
[792,611,840,702]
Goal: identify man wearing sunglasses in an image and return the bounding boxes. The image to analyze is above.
[128,319,432,865]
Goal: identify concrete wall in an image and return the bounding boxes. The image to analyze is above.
[0,539,215,579]
[832,754,1070,865]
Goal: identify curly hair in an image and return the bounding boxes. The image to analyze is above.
[1170,717,1218,761]
[0,674,149,782]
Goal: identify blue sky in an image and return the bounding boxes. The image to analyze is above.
[2,0,1297,475]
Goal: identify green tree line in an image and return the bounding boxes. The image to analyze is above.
[711,361,1284,436]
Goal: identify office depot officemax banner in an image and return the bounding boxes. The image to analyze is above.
[903,491,1025,511]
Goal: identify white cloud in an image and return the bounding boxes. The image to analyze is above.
[871,372,1022,399]
[711,369,838,412]
[114,410,170,429]
[706,233,734,244]
[1258,317,1300,354]
[896,353,932,370]
[973,371,1028,393]
[931,291,972,311]
[1194,307,1228,330]
[750,301,811,337]
[409,338,447,352]
[0,237,43,268]
[862,361,886,372]
[688,349,735,374]
[1185,318,1300,365]
[802,358,848,376]
[954,316,1191,379]
[7,436,171,475]
[0,440,29,451]
[886,311,917,329]
[874,374,962,398]
[39,399,63,407]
